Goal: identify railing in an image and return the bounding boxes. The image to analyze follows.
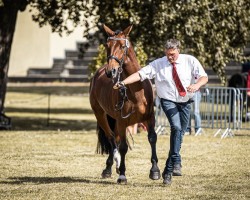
[155,86,250,137]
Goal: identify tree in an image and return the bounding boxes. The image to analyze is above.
[0,0,29,128]
[0,0,250,128]
[0,0,92,128]
[86,0,250,85]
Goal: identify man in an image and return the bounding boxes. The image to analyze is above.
[113,39,208,185]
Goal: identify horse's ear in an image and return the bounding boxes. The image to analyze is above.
[103,24,115,36]
[123,25,133,37]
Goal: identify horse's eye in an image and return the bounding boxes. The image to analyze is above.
[121,45,126,50]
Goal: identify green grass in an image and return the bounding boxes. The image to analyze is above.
[0,83,249,199]
[5,83,95,131]
[0,131,249,200]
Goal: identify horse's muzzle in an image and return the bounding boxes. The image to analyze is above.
[105,68,118,79]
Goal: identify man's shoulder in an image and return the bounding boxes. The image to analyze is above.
[154,56,166,61]
[152,56,167,64]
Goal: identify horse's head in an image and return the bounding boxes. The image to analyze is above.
[103,24,133,79]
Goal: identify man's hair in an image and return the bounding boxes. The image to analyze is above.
[164,39,181,50]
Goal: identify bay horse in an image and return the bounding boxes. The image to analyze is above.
[89,24,160,184]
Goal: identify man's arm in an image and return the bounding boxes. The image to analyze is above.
[113,72,141,89]
[187,76,208,93]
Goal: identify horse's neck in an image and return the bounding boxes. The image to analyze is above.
[122,47,149,96]
[124,47,141,74]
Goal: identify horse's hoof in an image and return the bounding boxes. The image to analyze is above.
[117,175,127,184]
[101,169,112,178]
[149,170,161,180]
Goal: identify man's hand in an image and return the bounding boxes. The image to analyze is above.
[187,84,199,93]
[113,81,125,89]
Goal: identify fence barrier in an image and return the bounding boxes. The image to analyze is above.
[4,87,250,134]
[155,86,250,137]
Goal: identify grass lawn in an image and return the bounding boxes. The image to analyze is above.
[0,130,249,200]
[0,83,249,199]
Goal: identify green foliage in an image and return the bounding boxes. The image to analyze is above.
[85,0,250,85]
[134,41,148,66]
[22,0,250,84]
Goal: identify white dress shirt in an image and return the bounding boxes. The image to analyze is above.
[138,54,208,103]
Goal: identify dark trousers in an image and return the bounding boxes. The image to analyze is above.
[160,98,191,173]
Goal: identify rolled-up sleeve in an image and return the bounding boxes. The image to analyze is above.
[138,64,156,81]
[192,57,208,79]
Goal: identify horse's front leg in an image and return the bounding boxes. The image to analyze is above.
[101,132,118,178]
[102,139,121,178]
[102,150,114,178]
[117,135,128,184]
[148,126,161,180]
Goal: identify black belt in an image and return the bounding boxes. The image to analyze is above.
[160,98,194,105]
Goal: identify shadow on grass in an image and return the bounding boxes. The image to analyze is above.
[6,107,93,114]
[1,176,166,187]
[10,117,97,131]
[7,86,90,95]
[1,176,115,185]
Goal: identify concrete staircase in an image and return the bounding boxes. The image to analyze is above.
[8,43,250,84]
[13,42,98,82]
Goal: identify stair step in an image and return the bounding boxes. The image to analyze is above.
[24,41,250,83]
[65,50,98,59]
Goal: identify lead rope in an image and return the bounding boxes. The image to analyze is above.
[114,82,135,119]
[114,68,135,119]
[108,37,134,118]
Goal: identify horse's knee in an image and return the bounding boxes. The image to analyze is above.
[148,129,157,144]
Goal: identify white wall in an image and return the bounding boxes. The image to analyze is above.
[50,28,86,60]
[9,8,87,77]
[9,10,50,76]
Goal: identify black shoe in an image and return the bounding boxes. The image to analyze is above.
[163,173,172,185]
[173,163,182,176]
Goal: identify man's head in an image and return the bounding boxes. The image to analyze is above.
[164,39,180,64]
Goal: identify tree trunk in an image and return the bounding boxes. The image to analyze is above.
[0,1,28,128]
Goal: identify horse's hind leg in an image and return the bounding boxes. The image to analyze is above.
[146,121,161,180]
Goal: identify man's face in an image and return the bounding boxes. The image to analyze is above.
[165,48,179,64]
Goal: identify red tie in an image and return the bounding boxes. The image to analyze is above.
[172,63,186,97]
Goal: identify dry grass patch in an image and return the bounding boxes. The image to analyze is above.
[0,130,249,200]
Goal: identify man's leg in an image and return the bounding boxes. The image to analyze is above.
[160,99,183,184]
[173,102,191,176]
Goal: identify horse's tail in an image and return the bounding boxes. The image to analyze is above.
[96,115,116,155]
